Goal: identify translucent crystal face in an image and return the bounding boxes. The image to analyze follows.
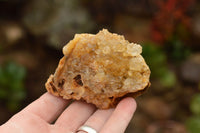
[45,29,151,108]
[58,29,150,97]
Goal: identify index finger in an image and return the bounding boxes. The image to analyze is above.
[22,92,70,123]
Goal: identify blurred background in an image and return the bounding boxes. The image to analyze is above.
[0,0,200,132]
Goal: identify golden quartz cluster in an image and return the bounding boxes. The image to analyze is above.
[45,29,150,109]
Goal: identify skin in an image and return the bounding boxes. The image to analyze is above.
[0,92,136,133]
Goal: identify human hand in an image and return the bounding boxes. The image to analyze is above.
[0,92,136,133]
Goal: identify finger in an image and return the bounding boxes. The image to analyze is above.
[22,92,70,123]
[78,108,114,133]
[100,97,137,133]
[55,101,96,132]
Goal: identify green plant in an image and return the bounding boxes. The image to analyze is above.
[142,42,176,88]
[186,116,200,133]
[165,38,191,63]
[151,0,194,44]
[0,61,26,112]
[151,0,193,63]
[186,94,200,133]
[190,94,200,115]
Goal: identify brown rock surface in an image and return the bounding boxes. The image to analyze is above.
[45,29,150,109]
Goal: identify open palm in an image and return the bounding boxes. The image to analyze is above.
[0,93,136,133]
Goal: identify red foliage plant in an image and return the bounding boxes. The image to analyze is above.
[151,0,195,44]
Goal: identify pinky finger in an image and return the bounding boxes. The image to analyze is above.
[100,97,137,133]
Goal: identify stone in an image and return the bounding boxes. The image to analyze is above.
[0,22,24,46]
[181,53,200,83]
[22,0,94,49]
[45,29,150,109]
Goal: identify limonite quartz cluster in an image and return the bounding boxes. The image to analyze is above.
[46,29,150,109]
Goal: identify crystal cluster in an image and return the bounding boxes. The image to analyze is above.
[46,29,150,109]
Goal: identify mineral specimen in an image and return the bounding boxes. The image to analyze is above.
[45,29,150,109]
